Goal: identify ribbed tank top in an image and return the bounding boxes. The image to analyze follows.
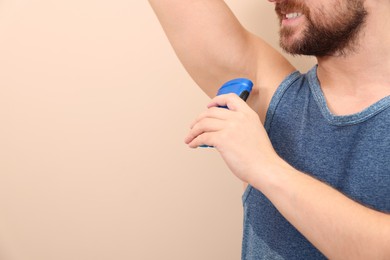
[241,66,390,259]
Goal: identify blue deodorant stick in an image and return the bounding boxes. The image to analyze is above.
[216,78,253,103]
[200,78,253,148]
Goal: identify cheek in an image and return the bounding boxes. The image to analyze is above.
[306,9,333,30]
[311,1,351,27]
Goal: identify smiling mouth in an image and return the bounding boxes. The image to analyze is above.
[275,1,309,22]
[285,12,303,19]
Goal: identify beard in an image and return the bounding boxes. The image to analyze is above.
[276,1,368,57]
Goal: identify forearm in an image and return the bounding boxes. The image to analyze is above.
[251,159,390,259]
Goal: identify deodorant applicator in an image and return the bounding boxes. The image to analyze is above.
[216,78,253,103]
[200,78,253,148]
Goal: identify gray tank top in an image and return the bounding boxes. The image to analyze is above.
[241,66,390,259]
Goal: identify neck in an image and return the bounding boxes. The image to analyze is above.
[315,0,390,111]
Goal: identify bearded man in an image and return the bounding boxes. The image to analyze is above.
[148,0,390,258]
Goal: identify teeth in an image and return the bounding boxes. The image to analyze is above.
[286,13,302,19]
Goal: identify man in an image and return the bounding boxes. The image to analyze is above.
[149,0,390,259]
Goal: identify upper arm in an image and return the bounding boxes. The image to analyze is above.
[149,0,295,120]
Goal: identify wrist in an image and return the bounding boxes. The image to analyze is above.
[247,154,295,196]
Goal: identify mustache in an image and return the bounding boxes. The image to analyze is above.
[275,1,310,18]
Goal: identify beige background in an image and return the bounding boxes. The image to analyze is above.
[0,1,315,259]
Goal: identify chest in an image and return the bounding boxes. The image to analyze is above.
[268,108,390,211]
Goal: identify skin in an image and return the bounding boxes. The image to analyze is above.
[149,0,390,258]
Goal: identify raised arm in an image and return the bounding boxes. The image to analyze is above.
[148,0,295,120]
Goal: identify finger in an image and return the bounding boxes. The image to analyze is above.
[185,117,224,145]
[189,106,231,129]
[187,132,216,149]
[207,93,247,111]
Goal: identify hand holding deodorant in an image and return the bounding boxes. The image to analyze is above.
[200,78,253,148]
